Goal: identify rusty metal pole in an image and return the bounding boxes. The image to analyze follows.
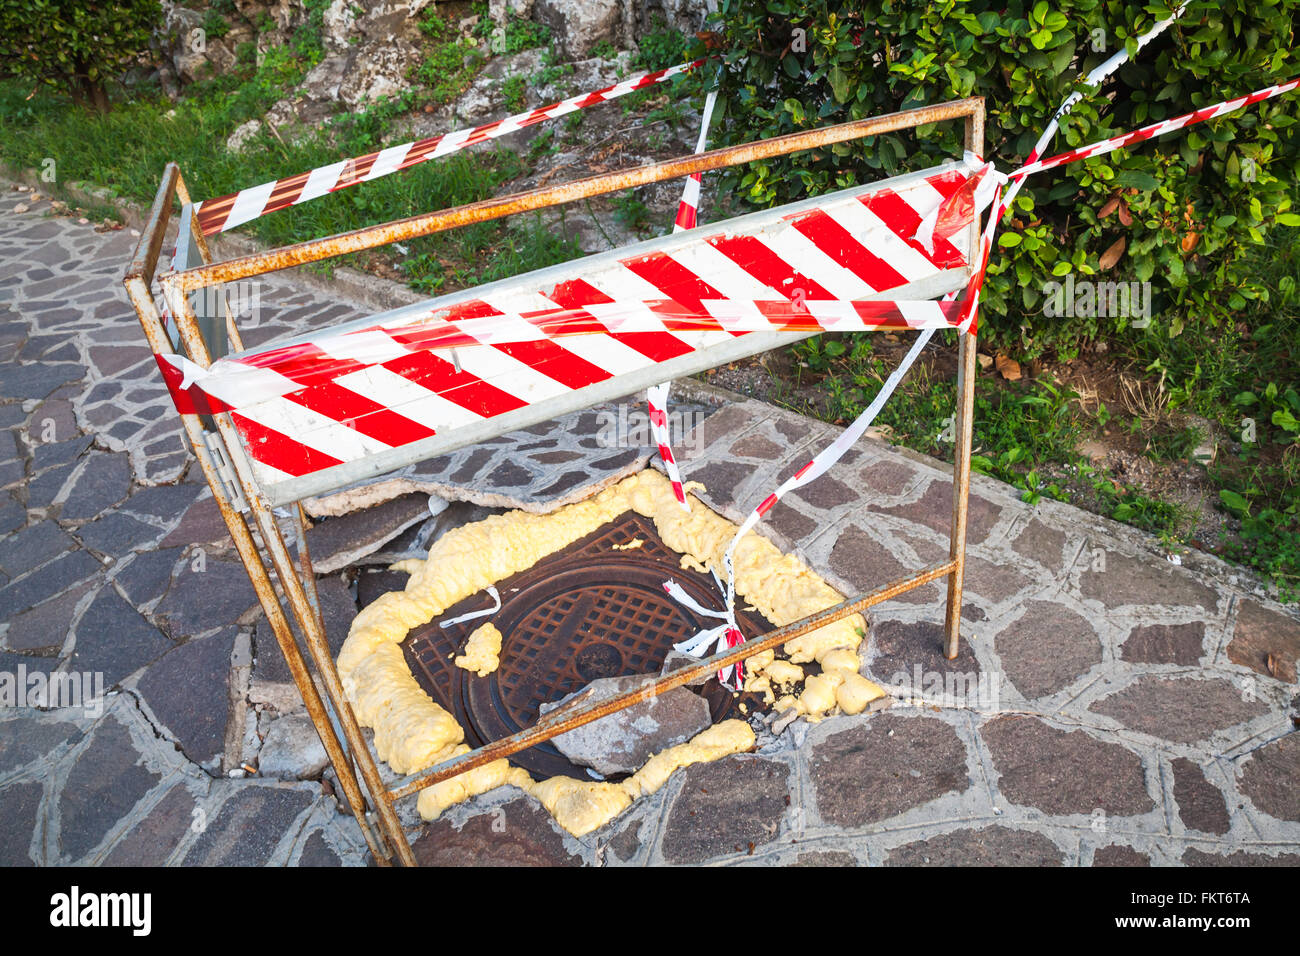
[120,280,392,865]
[158,275,418,865]
[123,168,392,865]
[944,102,985,660]
[168,98,986,294]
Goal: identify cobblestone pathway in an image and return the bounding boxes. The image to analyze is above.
[1,186,1297,867]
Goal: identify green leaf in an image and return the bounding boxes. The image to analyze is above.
[1218,489,1250,516]
[1272,408,1300,434]
[1113,170,1161,192]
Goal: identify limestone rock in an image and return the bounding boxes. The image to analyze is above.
[257,714,329,779]
[226,120,263,153]
[535,0,622,59]
[338,37,419,107]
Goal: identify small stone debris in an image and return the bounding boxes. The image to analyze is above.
[256,714,329,780]
[770,707,800,735]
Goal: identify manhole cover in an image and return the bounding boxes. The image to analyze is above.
[403,510,774,779]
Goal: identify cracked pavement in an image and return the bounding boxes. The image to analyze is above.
[1,183,1298,867]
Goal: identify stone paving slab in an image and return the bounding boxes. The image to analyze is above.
[1,187,1298,867]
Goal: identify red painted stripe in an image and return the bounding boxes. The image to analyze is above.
[439,298,612,389]
[492,337,612,388]
[232,412,344,478]
[573,91,607,109]
[264,175,308,216]
[240,342,366,390]
[333,151,381,191]
[381,350,527,419]
[284,381,436,447]
[756,493,779,516]
[546,278,694,362]
[400,135,446,167]
[706,233,834,301]
[793,460,815,479]
[788,209,908,292]
[463,119,505,148]
[865,190,966,269]
[620,251,728,315]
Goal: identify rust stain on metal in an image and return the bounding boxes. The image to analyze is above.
[165,99,984,293]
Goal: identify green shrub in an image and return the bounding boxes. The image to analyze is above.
[711,0,1300,360]
[0,0,161,112]
[634,16,693,70]
[499,15,549,54]
[203,10,231,40]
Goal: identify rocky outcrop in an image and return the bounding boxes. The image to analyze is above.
[535,0,623,59]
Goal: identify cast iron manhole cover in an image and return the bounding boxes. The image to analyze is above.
[403,509,774,779]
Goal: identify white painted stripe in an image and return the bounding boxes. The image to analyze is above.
[431,129,475,157]
[478,292,653,375]
[332,365,483,431]
[203,361,303,407]
[456,306,551,345]
[828,200,942,282]
[450,343,571,404]
[248,458,296,489]
[680,176,701,207]
[364,144,414,181]
[223,181,278,231]
[803,300,860,331]
[237,396,392,461]
[700,298,766,333]
[577,275,714,350]
[297,161,349,204]
[316,328,411,365]
[664,242,784,300]
[550,330,652,376]
[896,301,941,329]
[757,221,878,299]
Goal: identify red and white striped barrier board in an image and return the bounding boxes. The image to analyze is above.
[193,59,705,235]
[166,163,980,488]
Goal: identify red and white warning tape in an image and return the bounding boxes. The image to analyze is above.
[193,58,706,235]
[159,296,968,409]
[647,87,722,512]
[1020,76,1300,179]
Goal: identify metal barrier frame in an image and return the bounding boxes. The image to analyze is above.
[122,96,984,866]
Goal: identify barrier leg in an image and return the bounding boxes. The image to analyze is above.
[945,106,984,660]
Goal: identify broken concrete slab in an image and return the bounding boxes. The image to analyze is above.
[539,673,712,777]
[303,493,433,573]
